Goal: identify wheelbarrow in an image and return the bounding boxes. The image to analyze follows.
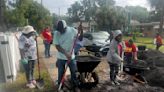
[123,60,150,84]
[75,55,101,89]
[84,45,102,57]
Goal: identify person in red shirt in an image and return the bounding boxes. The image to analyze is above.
[41,27,53,58]
[154,33,163,50]
[124,39,138,65]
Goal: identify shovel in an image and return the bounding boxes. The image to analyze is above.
[58,21,83,91]
[35,37,44,89]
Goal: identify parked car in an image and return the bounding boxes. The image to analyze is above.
[83,31,110,56]
[83,31,110,46]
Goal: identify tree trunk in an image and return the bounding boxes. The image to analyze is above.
[159,11,164,33]
[0,0,6,32]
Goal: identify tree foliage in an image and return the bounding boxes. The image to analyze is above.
[68,0,128,31]
[148,0,164,32]
[5,0,52,32]
[125,6,149,23]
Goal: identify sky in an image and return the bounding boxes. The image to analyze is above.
[37,0,150,15]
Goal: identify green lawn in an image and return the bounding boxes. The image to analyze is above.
[0,62,56,92]
[124,36,164,52]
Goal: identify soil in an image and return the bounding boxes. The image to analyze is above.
[39,37,164,92]
[76,49,164,92]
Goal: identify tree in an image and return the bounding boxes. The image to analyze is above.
[67,0,128,31]
[67,1,83,22]
[149,0,164,33]
[25,1,52,31]
[95,6,128,31]
[125,6,149,23]
[5,0,52,32]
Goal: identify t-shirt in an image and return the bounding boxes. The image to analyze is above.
[156,36,163,45]
[18,34,37,60]
[125,41,137,53]
[41,29,52,43]
[53,27,77,60]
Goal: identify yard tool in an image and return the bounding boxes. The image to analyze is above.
[35,36,44,89]
[58,22,83,91]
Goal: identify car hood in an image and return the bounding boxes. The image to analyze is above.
[92,39,110,46]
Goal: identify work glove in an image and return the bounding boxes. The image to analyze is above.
[21,58,28,64]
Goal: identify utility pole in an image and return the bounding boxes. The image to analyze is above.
[41,0,43,6]
[58,8,60,18]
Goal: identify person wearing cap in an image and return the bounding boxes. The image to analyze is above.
[40,26,53,58]
[106,30,125,86]
[53,20,81,92]
[124,39,138,64]
[154,33,163,50]
[18,25,37,88]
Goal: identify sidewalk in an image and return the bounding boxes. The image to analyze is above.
[38,40,58,84]
[37,39,70,87]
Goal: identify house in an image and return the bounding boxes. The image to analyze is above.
[131,21,164,37]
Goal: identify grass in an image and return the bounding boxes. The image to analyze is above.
[124,36,164,52]
[0,60,56,92]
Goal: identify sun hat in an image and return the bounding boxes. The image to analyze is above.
[22,25,36,34]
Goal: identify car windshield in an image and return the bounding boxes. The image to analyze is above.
[92,32,109,40]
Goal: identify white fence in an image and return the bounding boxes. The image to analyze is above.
[0,32,21,83]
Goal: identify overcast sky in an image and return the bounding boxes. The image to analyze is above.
[37,0,150,15]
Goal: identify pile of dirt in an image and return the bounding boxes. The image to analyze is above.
[145,67,164,88]
[144,49,164,68]
[140,49,164,88]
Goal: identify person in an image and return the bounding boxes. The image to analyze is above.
[106,30,125,86]
[124,39,138,64]
[53,20,80,92]
[154,33,163,50]
[41,26,53,58]
[106,31,113,42]
[74,22,83,55]
[18,25,37,88]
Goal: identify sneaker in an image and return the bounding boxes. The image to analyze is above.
[111,81,116,85]
[114,81,120,86]
[26,83,36,88]
[32,80,37,85]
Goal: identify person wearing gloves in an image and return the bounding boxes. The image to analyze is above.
[53,20,81,92]
[18,25,37,88]
[106,30,125,86]
[124,39,138,64]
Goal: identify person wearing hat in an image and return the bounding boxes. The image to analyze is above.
[106,30,125,86]
[18,25,37,88]
[53,20,81,92]
[124,39,138,64]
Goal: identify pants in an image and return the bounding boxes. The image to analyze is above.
[56,59,79,87]
[74,44,82,55]
[23,60,36,83]
[108,62,119,81]
[44,40,51,57]
[124,53,132,65]
[156,43,162,50]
